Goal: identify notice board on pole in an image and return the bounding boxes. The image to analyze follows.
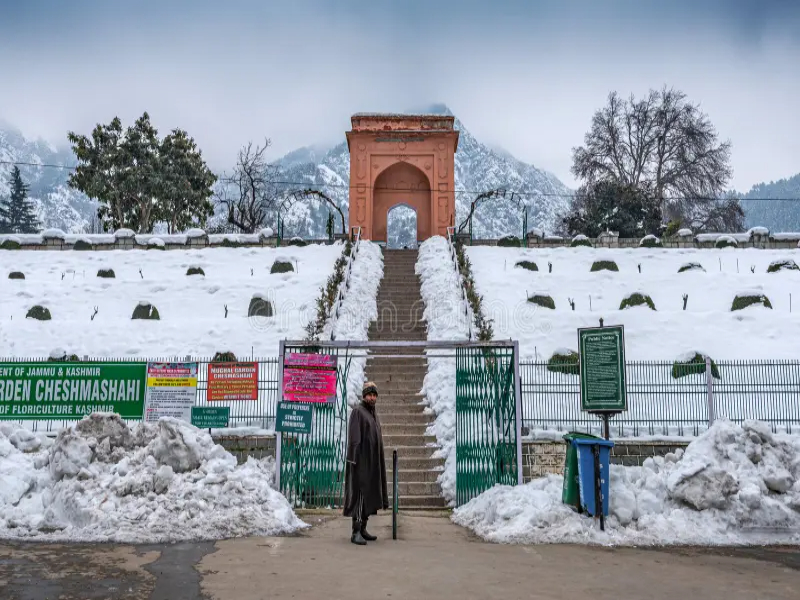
[578,325,627,413]
[144,362,198,423]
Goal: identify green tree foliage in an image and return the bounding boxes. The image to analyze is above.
[561,181,661,237]
[68,113,216,233]
[0,167,40,233]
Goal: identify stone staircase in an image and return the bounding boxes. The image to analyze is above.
[365,248,446,510]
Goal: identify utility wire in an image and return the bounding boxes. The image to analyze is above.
[0,159,798,202]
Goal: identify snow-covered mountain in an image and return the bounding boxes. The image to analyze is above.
[273,104,573,240]
[740,172,800,231]
[0,123,97,232]
[1,106,572,237]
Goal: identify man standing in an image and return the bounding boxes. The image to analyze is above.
[343,381,388,545]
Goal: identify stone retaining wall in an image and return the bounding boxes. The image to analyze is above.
[521,439,690,482]
[214,435,276,464]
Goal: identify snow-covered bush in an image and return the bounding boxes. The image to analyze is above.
[114,228,136,239]
[147,238,166,250]
[547,349,579,375]
[287,237,307,247]
[186,266,205,276]
[528,294,555,309]
[73,239,93,251]
[270,259,294,274]
[639,235,663,248]
[1,238,21,250]
[731,293,772,311]
[677,228,693,237]
[678,262,705,273]
[515,260,538,272]
[767,259,799,273]
[620,292,656,310]
[715,235,738,249]
[248,294,274,318]
[497,235,522,247]
[97,269,116,278]
[8,271,25,280]
[26,305,52,320]
[590,260,619,272]
[258,227,275,239]
[132,302,160,320]
[672,352,720,379]
[570,234,592,248]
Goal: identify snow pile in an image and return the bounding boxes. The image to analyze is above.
[417,237,471,504]
[0,413,305,542]
[453,420,800,546]
[328,241,384,405]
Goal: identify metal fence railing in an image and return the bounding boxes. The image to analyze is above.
[520,359,800,437]
[0,356,280,433]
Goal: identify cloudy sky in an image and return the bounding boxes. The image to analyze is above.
[1,0,798,190]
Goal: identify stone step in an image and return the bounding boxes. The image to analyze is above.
[391,457,444,471]
[365,366,428,376]
[387,468,442,483]
[376,398,426,407]
[389,494,447,508]
[381,423,430,435]
[383,433,437,447]
[379,413,432,425]
[383,446,441,459]
[393,481,441,496]
[379,406,430,417]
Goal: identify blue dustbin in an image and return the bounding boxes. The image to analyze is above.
[572,438,615,517]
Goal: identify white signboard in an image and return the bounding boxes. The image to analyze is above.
[144,362,198,423]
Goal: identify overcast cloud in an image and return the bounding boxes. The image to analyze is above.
[1,0,798,190]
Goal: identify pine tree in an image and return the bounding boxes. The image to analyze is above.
[5,167,40,234]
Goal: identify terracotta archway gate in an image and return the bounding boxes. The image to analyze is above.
[347,114,459,242]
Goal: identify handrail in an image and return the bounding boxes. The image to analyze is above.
[446,226,475,341]
[392,449,398,540]
[329,226,362,340]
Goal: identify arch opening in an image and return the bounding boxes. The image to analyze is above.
[372,162,431,244]
[387,204,418,249]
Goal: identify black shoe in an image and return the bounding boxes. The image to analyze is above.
[351,530,367,546]
[360,527,377,541]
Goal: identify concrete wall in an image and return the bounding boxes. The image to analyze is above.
[211,435,690,484]
[520,439,690,482]
[0,231,281,251]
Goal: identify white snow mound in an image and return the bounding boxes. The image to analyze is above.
[0,413,305,542]
[453,420,800,546]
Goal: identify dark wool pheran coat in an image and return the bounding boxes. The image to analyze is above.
[343,401,388,518]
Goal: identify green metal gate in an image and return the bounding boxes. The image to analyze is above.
[277,342,352,508]
[456,342,522,506]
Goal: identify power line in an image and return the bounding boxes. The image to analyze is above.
[1,159,798,202]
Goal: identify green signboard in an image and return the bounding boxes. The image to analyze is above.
[0,362,146,420]
[275,401,312,434]
[191,406,230,429]
[578,325,627,412]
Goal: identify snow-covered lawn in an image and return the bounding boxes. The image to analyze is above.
[453,420,800,546]
[466,246,800,360]
[0,244,343,358]
[0,413,305,542]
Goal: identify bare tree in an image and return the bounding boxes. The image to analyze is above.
[572,87,735,225]
[216,139,281,233]
[668,197,745,233]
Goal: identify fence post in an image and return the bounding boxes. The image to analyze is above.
[275,341,285,490]
[513,341,523,485]
[705,355,715,427]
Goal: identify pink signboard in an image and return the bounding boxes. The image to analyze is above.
[282,353,337,403]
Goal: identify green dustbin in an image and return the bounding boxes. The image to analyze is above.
[562,432,601,509]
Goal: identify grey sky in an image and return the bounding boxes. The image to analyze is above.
[1,0,798,190]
